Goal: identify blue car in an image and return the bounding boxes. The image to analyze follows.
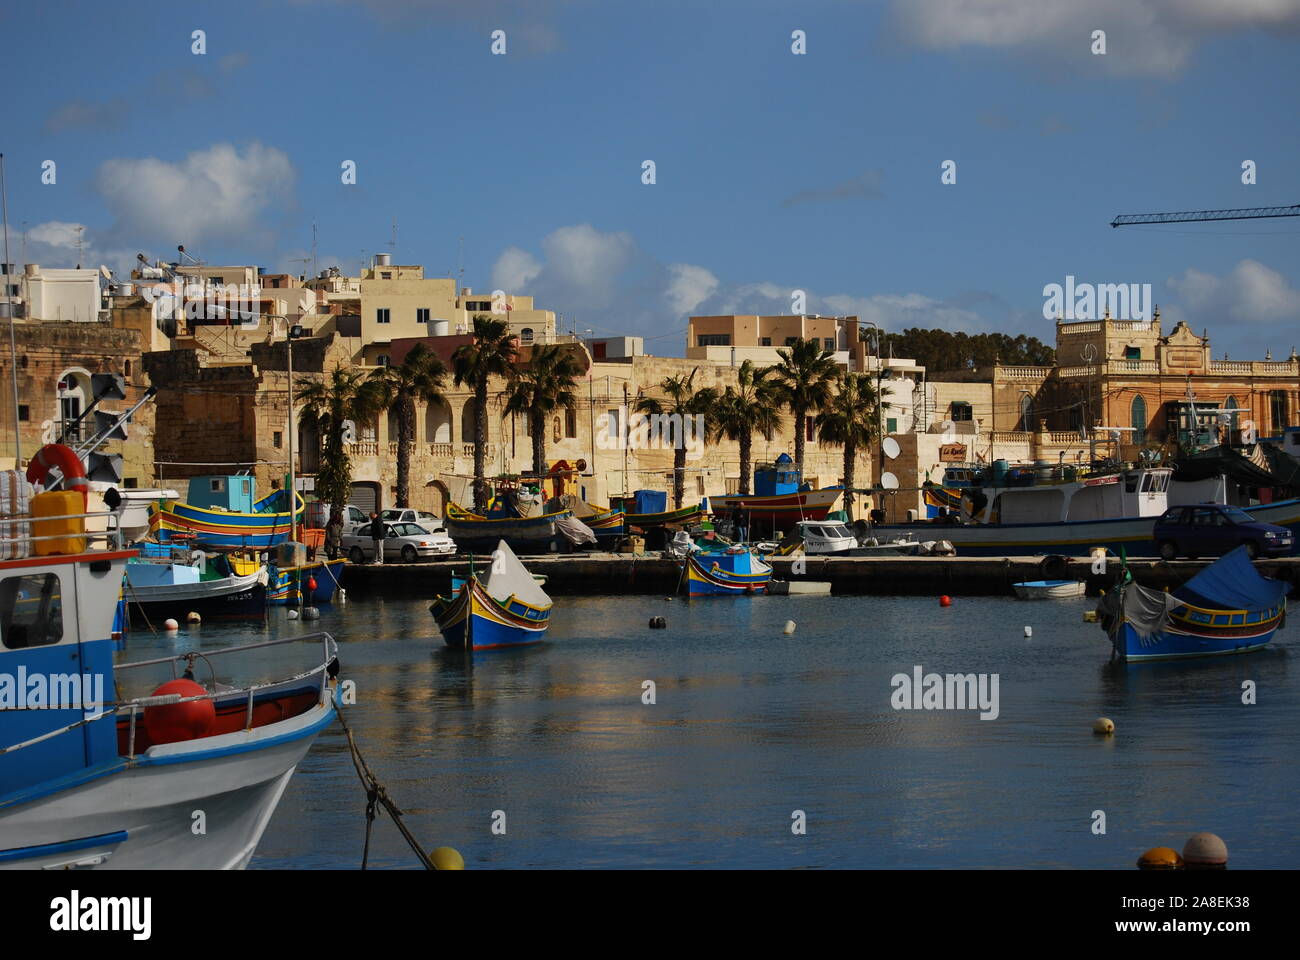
[1153,504,1295,561]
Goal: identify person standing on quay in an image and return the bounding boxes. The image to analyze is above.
[368,511,385,565]
[325,509,344,560]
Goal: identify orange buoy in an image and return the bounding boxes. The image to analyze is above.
[144,678,216,745]
[939,595,952,607]
[1137,847,1183,870]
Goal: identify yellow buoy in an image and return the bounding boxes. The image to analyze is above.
[1093,717,1115,735]
[430,846,465,870]
[1136,846,1183,870]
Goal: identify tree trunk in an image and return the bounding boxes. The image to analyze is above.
[842,439,856,518]
[793,408,806,475]
[673,446,686,508]
[396,395,412,507]
[473,382,489,512]
[532,408,545,476]
[738,430,752,495]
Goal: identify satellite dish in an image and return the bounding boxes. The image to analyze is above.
[880,472,899,490]
[882,437,901,459]
[99,264,113,280]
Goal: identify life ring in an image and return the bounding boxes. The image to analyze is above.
[25,443,89,508]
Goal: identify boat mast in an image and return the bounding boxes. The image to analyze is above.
[1,154,19,464]
[286,317,297,542]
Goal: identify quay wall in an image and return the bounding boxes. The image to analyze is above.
[338,554,1300,599]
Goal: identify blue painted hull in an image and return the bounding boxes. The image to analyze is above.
[431,579,551,650]
[685,550,772,597]
[1116,620,1280,661]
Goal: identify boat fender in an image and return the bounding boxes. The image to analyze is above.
[186,611,201,624]
[163,618,179,631]
[144,679,216,745]
[1024,626,1032,637]
[302,606,320,620]
[783,620,796,635]
[648,616,666,629]
[307,577,318,591]
[24,443,89,508]
[287,609,299,620]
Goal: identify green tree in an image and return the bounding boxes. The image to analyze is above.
[633,367,719,509]
[770,338,839,475]
[707,360,781,495]
[502,343,585,476]
[365,344,448,508]
[452,315,519,512]
[297,365,381,516]
[816,372,891,518]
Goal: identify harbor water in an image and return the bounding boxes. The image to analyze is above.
[121,592,1299,869]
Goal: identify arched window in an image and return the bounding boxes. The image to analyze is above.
[520,328,534,343]
[1019,394,1034,432]
[1270,391,1287,433]
[425,399,452,443]
[1130,394,1147,444]
[386,407,402,443]
[460,399,479,443]
[565,406,577,438]
[1224,395,1239,432]
[56,369,91,444]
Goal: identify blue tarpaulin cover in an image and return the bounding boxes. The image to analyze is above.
[632,489,667,514]
[1174,546,1289,611]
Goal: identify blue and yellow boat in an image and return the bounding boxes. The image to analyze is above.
[1098,546,1289,661]
[685,546,773,597]
[430,539,553,649]
[267,558,347,606]
[150,474,304,548]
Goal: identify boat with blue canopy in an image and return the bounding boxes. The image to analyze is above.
[1097,545,1289,661]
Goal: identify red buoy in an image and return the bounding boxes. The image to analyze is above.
[144,679,216,745]
[939,595,952,607]
[306,577,318,592]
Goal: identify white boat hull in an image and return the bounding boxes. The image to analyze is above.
[0,699,333,870]
[1013,580,1087,600]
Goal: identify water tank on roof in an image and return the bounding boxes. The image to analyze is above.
[433,319,449,336]
[375,253,391,267]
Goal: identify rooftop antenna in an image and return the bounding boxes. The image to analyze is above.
[457,236,464,282]
[389,218,397,261]
[311,219,318,277]
[75,225,85,268]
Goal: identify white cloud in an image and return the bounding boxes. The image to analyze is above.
[1166,259,1300,327]
[95,142,295,249]
[491,246,543,292]
[664,263,718,316]
[887,0,1300,77]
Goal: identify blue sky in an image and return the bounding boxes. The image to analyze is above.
[7,0,1300,357]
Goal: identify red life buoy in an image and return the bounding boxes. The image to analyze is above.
[25,443,89,508]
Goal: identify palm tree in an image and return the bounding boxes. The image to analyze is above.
[452,315,519,512]
[707,360,781,495]
[365,344,448,508]
[815,372,891,518]
[770,338,839,475]
[633,367,719,509]
[502,343,585,476]
[297,365,381,516]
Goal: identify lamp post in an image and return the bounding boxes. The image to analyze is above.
[279,316,306,542]
[858,320,885,516]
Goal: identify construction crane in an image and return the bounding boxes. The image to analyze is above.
[1111,203,1300,227]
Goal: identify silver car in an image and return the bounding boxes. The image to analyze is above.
[342,521,456,563]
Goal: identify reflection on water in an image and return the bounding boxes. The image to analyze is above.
[122,591,1297,868]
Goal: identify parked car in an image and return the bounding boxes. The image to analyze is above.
[381,508,444,531]
[341,522,457,563]
[1153,504,1295,560]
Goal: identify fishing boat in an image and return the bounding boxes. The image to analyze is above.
[1012,579,1087,600]
[1096,545,1289,662]
[0,444,339,869]
[430,539,553,649]
[685,546,773,597]
[443,501,572,552]
[123,546,267,624]
[267,557,347,606]
[611,489,706,528]
[871,462,1177,557]
[150,474,304,548]
[709,455,843,529]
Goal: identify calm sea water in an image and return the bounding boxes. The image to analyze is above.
[120,590,1299,869]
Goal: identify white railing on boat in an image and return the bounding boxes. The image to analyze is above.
[0,633,339,762]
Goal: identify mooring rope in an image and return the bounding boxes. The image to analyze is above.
[333,702,436,870]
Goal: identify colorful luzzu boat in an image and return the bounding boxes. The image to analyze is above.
[1098,545,1289,662]
[1,445,339,869]
[267,558,347,606]
[430,539,553,649]
[150,475,304,549]
[685,546,773,597]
